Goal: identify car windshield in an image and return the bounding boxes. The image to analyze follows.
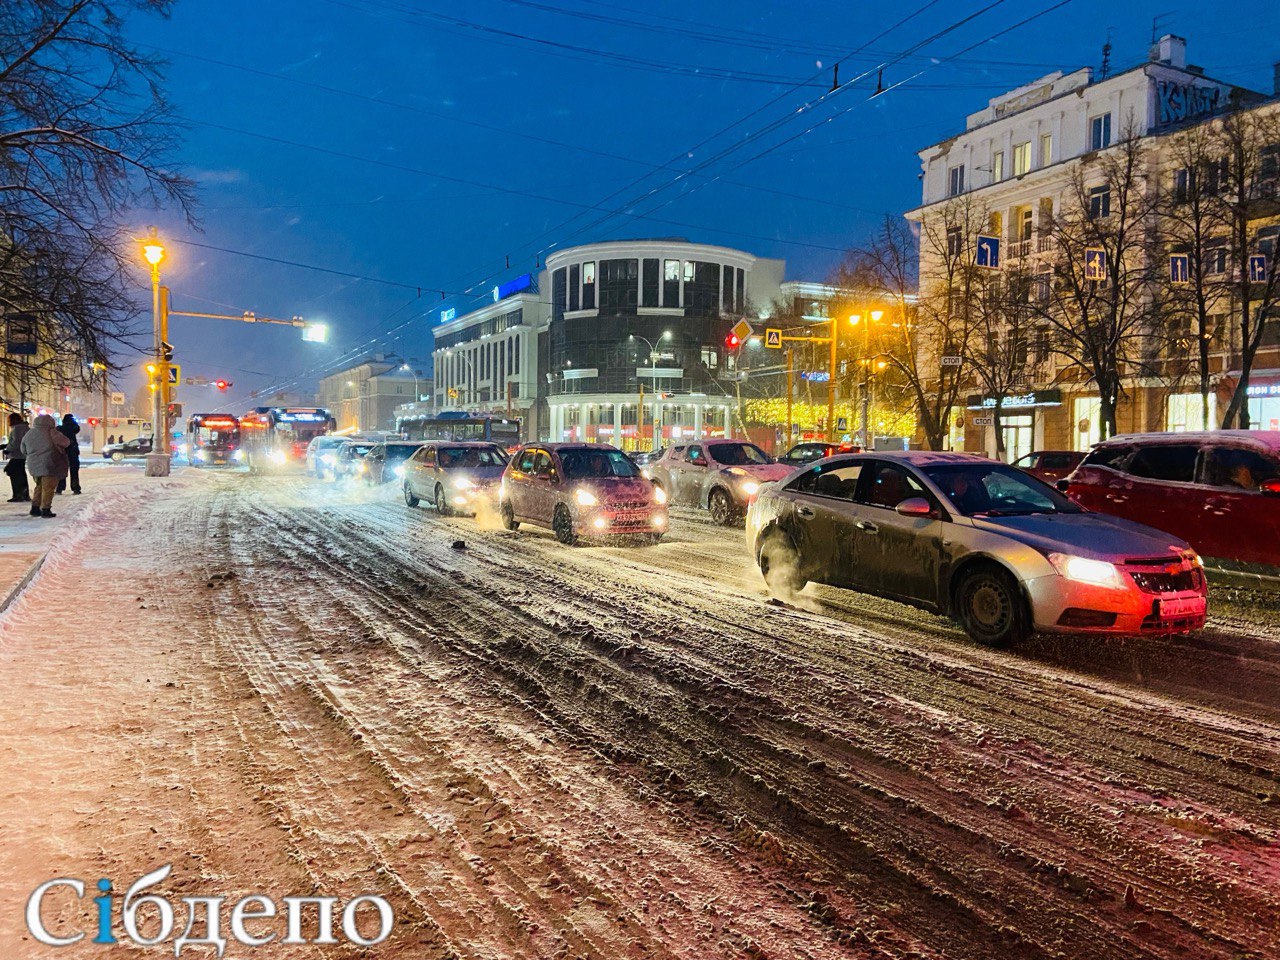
[560,449,639,479]
[384,445,421,463]
[346,443,375,456]
[922,462,1083,517]
[438,446,507,468]
[708,443,772,466]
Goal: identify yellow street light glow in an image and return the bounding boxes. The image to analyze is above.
[870,310,885,322]
[146,363,157,375]
[849,314,861,326]
[141,229,166,267]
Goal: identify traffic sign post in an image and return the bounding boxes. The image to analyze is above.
[731,319,754,343]
[168,364,181,385]
[1170,254,1190,284]
[1084,248,1108,281]
[975,235,1001,270]
[941,355,963,367]
[764,328,782,348]
[1249,254,1269,283]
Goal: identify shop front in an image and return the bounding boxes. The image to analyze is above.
[1247,378,1280,431]
[966,389,1063,462]
[548,396,733,450]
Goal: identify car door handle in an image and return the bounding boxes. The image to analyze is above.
[796,505,816,519]
[856,520,879,534]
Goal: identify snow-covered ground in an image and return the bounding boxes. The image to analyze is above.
[1,469,1277,958]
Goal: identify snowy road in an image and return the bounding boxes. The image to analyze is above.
[2,469,1278,959]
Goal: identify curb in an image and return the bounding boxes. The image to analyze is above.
[0,553,47,615]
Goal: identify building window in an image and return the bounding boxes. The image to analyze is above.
[701,347,718,369]
[582,261,595,285]
[1089,113,1111,151]
[642,258,658,307]
[1174,167,1194,203]
[683,260,695,282]
[663,259,680,307]
[582,261,596,310]
[1167,393,1214,432]
[946,226,963,258]
[1088,184,1111,220]
[598,258,638,314]
[1205,238,1228,275]
[1260,144,1280,182]
[736,267,745,314]
[992,150,1004,182]
[721,264,734,314]
[1203,157,1229,196]
[552,268,567,321]
[948,164,965,196]
[1073,396,1101,451]
[1018,207,1033,241]
[1039,133,1052,167]
[569,263,580,311]
[1012,141,1031,176]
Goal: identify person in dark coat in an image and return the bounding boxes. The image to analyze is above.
[56,414,82,494]
[5,412,31,502]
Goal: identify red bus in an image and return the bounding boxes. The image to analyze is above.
[240,407,335,473]
[185,413,241,467]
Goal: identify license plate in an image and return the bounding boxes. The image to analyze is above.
[1158,595,1206,619]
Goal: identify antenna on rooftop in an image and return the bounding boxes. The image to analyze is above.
[1100,29,1112,79]
[1150,12,1175,45]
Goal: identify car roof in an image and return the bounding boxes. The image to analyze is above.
[1098,430,1280,452]
[837,450,982,464]
[528,442,622,451]
[430,440,501,447]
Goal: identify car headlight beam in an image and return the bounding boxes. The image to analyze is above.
[1048,553,1121,588]
[652,485,667,504]
[575,488,598,507]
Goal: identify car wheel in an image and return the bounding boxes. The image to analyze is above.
[708,487,737,526]
[759,533,807,594]
[111,452,123,462]
[500,499,520,531]
[404,483,419,508]
[956,565,1030,647]
[435,484,450,517]
[552,504,577,545]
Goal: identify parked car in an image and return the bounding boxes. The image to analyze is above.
[777,441,861,466]
[306,435,347,478]
[747,451,1207,647]
[1011,450,1085,484]
[1059,431,1280,579]
[331,440,378,481]
[500,443,667,544]
[360,441,424,484]
[403,441,508,515]
[630,448,665,470]
[102,437,152,461]
[648,439,793,525]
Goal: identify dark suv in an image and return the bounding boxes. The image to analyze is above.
[500,443,668,544]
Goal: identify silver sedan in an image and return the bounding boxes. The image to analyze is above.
[746,451,1208,647]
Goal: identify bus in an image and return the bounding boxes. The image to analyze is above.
[396,411,522,449]
[240,407,335,472]
[185,413,242,467]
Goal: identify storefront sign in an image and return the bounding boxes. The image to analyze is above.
[636,367,683,379]
[562,367,598,380]
[493,274,534,302]
[1246,381,1280,398]
[966,389,1062,410]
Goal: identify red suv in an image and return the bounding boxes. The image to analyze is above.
[500,443,668,544]
[1061,431,1280,579]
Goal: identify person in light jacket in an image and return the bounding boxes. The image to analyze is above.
[21,414,70,518]
[5,413,31,503]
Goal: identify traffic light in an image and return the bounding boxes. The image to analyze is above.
[725,332,740,350]
[214,379,230,391]
[161,340,175,362]
[88,418,101,427]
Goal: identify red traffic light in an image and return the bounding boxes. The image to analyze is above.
[88,417,101,427]
[214,379,230,391]
[725,332,740,349]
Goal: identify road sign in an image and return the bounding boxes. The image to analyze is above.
[1170,254,1190,284]
[972,416,994,426]
[941,355,963,366]
[975,235,1001,270]
[110,391,126,405]
[731,319,754,343]
[5,314,38,356]
[765,327,782,348]
[1084,248,1107,281]
[1249,254,1269,282]
[168,364,181,385]
[836,417,848,432]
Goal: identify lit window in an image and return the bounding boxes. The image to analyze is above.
[683,261,695,282]
[1089,113,1112,151]
[1039,133,1052,167]
[992,151,1004,182]
[664,259,679,281]
[1012,141,1031,176]
[582,261,595,284]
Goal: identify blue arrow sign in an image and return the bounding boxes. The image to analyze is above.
[975,235,1001,269]
[1249,254,1268,283]
[1084,248,1107,281]
[1169,254,1190,284]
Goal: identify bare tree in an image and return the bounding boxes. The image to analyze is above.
[1029,127,1159,440]
[0,0,194,402]
[964,267,1036,459]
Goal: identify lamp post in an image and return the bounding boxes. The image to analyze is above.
[849,309,883,448]
[629,330,671,450]
[444,349,475,407]
[399,363,422,402]
[140,228,170,474]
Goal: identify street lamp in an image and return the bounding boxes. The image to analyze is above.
[628,330,672,450]
[849,310,885,447]
[400,363,423,402]
[139,227,171,473]
[443,349,475,406]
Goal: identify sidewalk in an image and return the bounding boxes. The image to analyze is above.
[0,462,149,612]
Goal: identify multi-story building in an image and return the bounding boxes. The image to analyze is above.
[433,239,792,448]
[317,355,430,433]
[908,35,1280,459]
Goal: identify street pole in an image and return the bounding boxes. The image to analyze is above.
[100,367,108,454]
[826,315,838,442]
[638,381,645,451]
[786,348,794,450]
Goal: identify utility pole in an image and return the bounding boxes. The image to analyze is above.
[827,315,838,442]
[785,348,794,450]
[638,381,645,451]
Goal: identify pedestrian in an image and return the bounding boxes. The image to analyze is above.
[56,413,82,494]
[20,414,70,518]
[5,413,31,503]
[107,433,115,446]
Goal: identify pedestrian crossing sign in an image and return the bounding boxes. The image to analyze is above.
[168,364,180,385]
[765,328,782,348]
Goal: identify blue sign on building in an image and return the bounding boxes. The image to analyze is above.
[801,371,830,382]
[1249,254,1269,283]
[440,307,457,323]
[1169,254,1190,284]
[493,273,535,302]
[1084,248,1108,281]
[974,235,1001,270]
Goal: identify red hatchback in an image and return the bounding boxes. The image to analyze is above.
[1061,431,1280,580]
[1011,450,1085,484]
[500,443,668,544]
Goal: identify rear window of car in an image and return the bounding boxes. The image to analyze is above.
[1126,445,1199,483]
[1202,447,1280,490]
[1081,445,1132,470]
[1039,453,1079,469]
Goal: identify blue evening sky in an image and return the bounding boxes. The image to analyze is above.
[121,0,1280,408]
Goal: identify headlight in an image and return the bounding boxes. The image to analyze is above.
[575,488,598,507]
[193,449,206,461]
[740,480,761,496]
[233,449,245,461]
[453,476,475,490]
[322,453,336,464]
[270,451,286,465]
[726,467,748,476]
[356,462,366,473]
[1048,553,1121,588]
[393,465,406,479]
[653,485,667,504]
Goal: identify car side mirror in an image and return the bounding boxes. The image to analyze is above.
[895,497,934,518]
[1262,477,1280,497]
[1055,479,1070,492]
[549,471,560,484]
